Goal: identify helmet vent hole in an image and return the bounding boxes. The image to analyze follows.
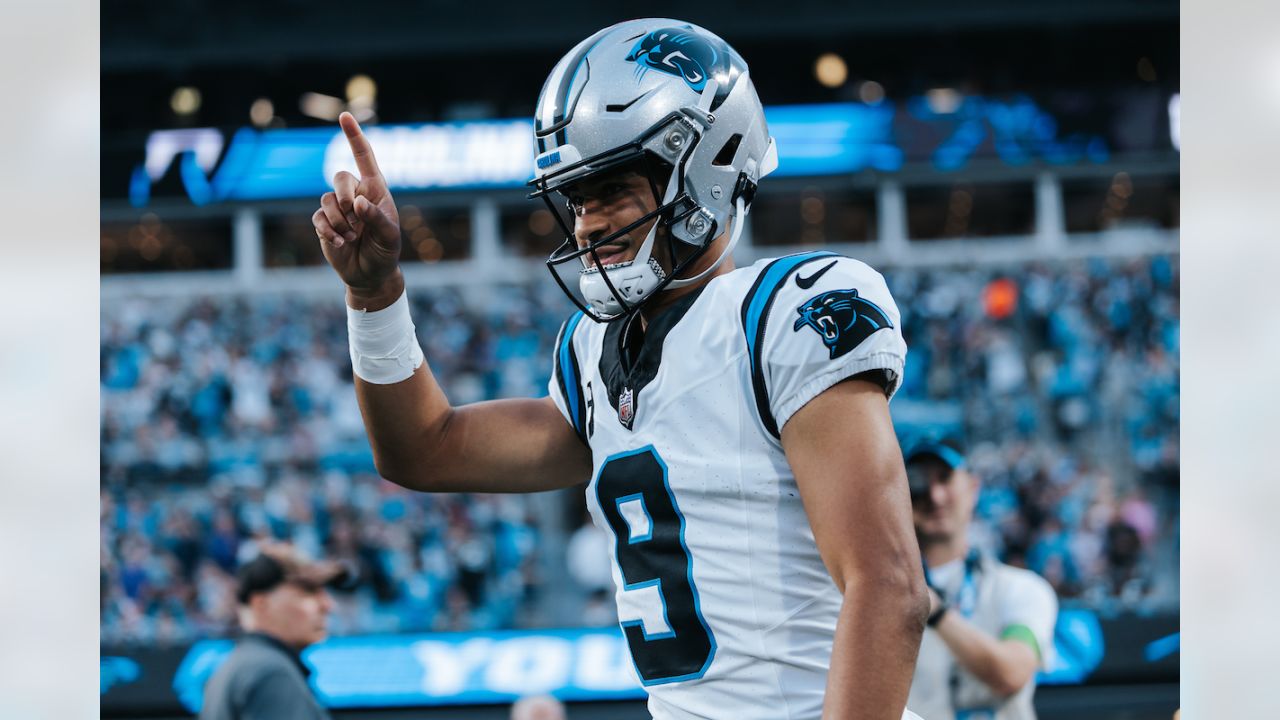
[712,134,743,167]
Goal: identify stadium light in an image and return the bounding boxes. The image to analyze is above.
[925,87,962,114]
[814,53,848,89]
[249,98,274,128]
[858,80,885,105]
[170,87,201,116]
[345,75,378,122]
[346,74,377,103]
[300,92,345,121]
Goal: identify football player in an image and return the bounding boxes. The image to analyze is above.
[313,18,927,720]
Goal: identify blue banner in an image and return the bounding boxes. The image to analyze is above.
[163,609,1150,712]
[172,627,645,713]
[102,609,1174,715]
[135,104,905,207]
[131,94,1124,207]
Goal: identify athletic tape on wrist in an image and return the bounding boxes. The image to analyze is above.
[347,290,425,384]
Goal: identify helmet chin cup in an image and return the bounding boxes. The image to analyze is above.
[579,256,667,317]
[578,195,669,319]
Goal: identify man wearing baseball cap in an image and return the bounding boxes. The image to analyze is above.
[904,437,1059,720]
[200,544,350,720]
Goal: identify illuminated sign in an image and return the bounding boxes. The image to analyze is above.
[172,628,644,712]
[323,120,535,192]
[132,96,1114,207]
[101,610,1172,714]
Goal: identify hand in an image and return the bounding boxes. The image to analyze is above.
[313,112,404,310]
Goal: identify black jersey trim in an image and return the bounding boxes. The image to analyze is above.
[599,288,706,430]
[740,251,840,439]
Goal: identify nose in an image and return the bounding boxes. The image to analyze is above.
[574,202,610,249]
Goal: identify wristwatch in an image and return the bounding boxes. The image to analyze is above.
[926,601,949,627]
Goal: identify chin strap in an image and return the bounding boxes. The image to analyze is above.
[666,196,746,290]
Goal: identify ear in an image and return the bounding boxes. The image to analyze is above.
[239,594,271,631]
[247,591,273,616]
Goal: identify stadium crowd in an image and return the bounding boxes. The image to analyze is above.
[101,255,1178,644]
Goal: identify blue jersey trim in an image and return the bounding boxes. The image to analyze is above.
[740,251,839,438]
[555,312,587,441]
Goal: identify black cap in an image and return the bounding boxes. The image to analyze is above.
[235,544,352,604]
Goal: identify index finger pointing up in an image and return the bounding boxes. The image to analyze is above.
[339,112,383,182]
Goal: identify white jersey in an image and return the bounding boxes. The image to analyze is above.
[909,552,1058,720]
[548,252,912,720]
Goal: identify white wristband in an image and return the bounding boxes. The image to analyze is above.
[346,290,425,385]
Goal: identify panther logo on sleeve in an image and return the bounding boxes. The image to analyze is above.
[793,288,893,359]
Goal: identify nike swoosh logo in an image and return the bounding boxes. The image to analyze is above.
[795,260,837,289]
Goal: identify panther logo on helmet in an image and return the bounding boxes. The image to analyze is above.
[625,28,727,92]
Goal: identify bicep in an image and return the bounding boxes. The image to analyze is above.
[995,637,1041,679]
[356,364,591,494]
[1000,574,1059,669]
[781,379,921,592]
[431,396,593,493]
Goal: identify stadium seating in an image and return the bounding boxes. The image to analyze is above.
[100,256,1179,643]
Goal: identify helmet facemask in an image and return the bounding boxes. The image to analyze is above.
[528,19,777,322]
[530,116,720,322]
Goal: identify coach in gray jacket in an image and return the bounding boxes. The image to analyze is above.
[200,544,349,720]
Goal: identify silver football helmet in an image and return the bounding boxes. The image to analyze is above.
[528,18,778,321]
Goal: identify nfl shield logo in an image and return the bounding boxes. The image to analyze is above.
[618,387,635,429]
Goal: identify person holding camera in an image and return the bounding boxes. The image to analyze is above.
[905,438,1058,720]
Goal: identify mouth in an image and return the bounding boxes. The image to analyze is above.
[585,241,633,269]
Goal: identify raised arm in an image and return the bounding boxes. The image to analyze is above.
[782,379,929,720]
[313,112,591,494]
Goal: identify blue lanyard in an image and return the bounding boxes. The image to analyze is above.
[923,549,981,616]
[954,550,981,618]
[926,550,994,718]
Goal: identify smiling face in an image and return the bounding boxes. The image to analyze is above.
[564,162,670,270]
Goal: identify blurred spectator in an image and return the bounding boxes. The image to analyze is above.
[566,512,618,627]
[906,437,1058,719]
[100,468,542,643]
[510,694,567,720]
[199,544,346,720]
[101,257,1179,643]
